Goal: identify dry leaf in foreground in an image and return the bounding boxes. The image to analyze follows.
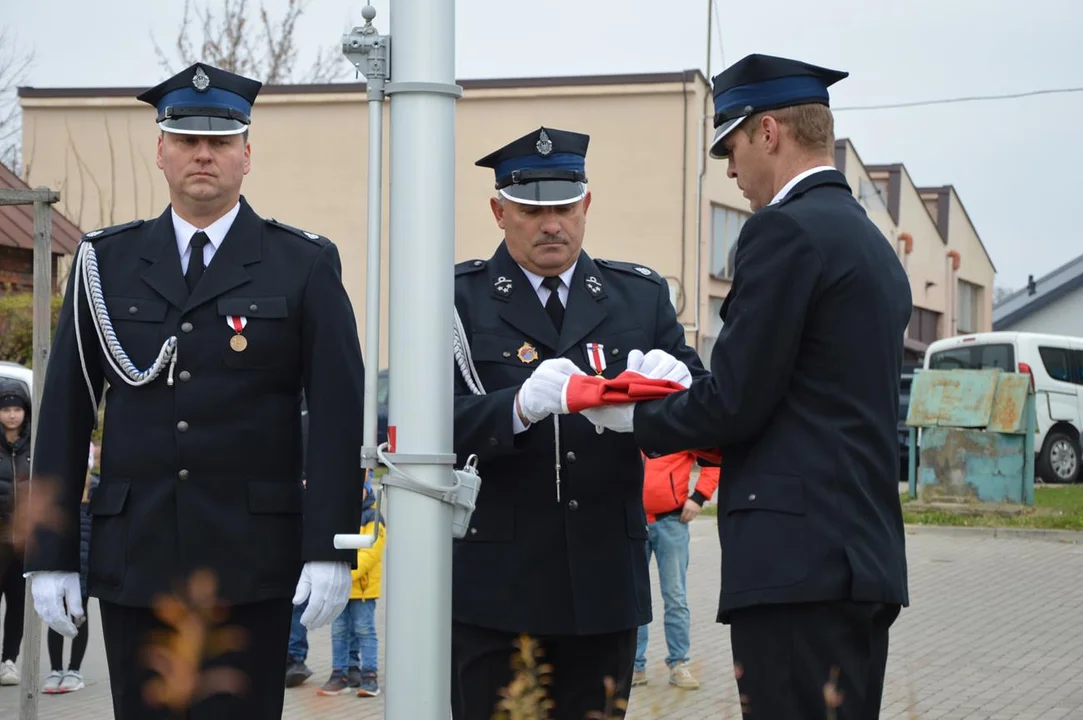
[141,568,249,711]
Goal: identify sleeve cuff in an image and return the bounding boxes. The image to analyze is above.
[513,389,529,434]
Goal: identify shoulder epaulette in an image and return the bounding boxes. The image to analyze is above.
[82,219,144,242]
[456,259,487,276]
[266,218,328,246]
[596,259,662,283]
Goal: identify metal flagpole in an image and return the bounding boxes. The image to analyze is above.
[336,3,464,719]
[383,0,461,715]
[341,5,390,545]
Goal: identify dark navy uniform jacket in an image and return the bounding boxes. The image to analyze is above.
[451,241,705,636]
[634,170,913,622]
[25,196,366,608]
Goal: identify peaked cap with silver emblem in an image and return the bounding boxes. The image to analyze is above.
[708,53,847,159]
[136,62,263,136]
[475,126,589,206]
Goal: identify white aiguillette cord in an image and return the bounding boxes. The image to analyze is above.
[453,307,562,502]
[72,240,179,420]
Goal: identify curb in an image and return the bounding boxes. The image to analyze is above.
[903,524,1083,545]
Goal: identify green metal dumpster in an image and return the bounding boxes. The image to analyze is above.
[906,368,1036,505]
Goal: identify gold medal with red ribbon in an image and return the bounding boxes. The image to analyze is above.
[227,315,248,352]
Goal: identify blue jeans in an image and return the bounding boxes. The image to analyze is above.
[331,599,378,674]
[634,514,691,671]
[288,600,308,661]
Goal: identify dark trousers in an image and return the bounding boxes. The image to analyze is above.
[100,597,293,720]
[728,600,901,720]
[0,553,24,662]
[451,620,637,720]
[48,600,90,671]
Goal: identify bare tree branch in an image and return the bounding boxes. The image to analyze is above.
[150,0,351,85]
[20,114,36,182]
[104,117,117,226]
[65,120,102,229]
[126,115,141,218]
[0,27,35,175]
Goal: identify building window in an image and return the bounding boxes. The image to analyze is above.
[909,307,941,345]
[858,177,888,214]
[957,280,981,333]
[699,296,727,365]
[710,205,750,280]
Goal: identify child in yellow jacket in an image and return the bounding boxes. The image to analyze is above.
[317,480,386,698]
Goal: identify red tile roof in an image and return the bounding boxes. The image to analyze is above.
[0,163,82,255]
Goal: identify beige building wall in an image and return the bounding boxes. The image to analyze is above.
[834,140,895,243]
[20,71,995,368]
[21,73,718,369]
[867,164,949,318]
[918,186,996,335]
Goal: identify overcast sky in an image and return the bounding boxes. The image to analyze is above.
[4,0,1081,291]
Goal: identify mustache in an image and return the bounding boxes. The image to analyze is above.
[532,234,570,246]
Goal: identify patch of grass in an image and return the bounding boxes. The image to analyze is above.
[700,487,1083,530]
[900,485,1083,530]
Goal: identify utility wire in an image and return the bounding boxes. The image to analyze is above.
[834,86,1083,111]
[700,4,1079,112]
[711,0,725,70]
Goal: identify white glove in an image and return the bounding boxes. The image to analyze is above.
[581,404,636,433]
[30,571,84,638]
[628,348,692,388]
[517,358,585,424]
[292,561,352,630]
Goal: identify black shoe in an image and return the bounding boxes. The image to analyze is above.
[357,672,381,698]
[347,666,362,688]
[317,672,351,696]
[285,657,313,688]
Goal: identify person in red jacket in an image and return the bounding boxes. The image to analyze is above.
[633,451,720,690]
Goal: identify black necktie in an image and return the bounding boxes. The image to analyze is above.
[541,276,564,332]
[185,231,210,293]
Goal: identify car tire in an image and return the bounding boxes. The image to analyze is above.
[1038,429,1081,484]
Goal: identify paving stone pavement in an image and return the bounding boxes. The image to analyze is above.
[1,519,1081,719]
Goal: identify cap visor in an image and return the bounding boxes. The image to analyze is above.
[499,181,586,206]
[708,115,746,159]
[159,116,248,136]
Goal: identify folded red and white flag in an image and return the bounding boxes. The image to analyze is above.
[562,371,722,464]
[563,371,687,413]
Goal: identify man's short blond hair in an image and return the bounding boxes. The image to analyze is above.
[742,103,834,155]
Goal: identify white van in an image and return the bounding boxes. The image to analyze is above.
[923,332,1083,483]
[0,361,32,397]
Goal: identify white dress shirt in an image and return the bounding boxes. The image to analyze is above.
[768,165,836,206]
[171,201,241,274]
[518,260,577,309]
[511,260,579,433]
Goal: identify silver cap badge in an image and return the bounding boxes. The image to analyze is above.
[535,129,552,156]
[192,67,210,92]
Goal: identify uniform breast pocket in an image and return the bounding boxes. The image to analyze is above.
[468,332,541,388]
[581,329,650,378]
[104,296,169,368]
[218,296,292,370]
